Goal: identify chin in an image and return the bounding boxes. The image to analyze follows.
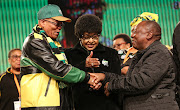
[87,48,95,51]
[51,36,58,40]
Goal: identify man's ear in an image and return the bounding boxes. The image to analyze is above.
[146,31,153,40]
[8,58,10,64]
[38,20,46,28]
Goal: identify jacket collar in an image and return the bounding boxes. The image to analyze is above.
[33,25,55,40]
[6,67,13,74]
[136,40,161,56]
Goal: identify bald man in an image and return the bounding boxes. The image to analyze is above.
[91,21,179,110]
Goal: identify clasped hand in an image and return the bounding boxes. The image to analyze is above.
[88,73,110,96]
[87,73,105,90]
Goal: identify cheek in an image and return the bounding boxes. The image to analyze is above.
[81,40,86,47]
[121,45,126,49]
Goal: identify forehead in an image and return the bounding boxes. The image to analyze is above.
[114,38,125,43]
[46,18,60,23]
[83,32,96,35]
[11,50,21,55]
[135,23,148,33]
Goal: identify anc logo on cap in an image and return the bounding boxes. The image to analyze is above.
[59,10,62,15]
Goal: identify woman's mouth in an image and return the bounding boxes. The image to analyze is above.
[87,44,94,48]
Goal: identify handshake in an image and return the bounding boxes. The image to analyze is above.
[87,73,110,96]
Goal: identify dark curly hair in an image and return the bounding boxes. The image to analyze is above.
[74,14,102,38]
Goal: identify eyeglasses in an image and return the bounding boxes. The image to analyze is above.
[81,34,100,40]
[113,43,127,48]
[10,55,21,60]
[44,19,64,27]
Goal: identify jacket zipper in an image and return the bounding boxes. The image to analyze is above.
[45,77,51,96]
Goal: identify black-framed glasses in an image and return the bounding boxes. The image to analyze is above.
[44,19,64,27]
[81,34,100,40]
[10,55,21,60]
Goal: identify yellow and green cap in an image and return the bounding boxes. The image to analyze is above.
[37,4,71,22]
[130,12,158,27]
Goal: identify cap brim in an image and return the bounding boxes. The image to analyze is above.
[52,16,71,22]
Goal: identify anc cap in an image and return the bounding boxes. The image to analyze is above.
[37,4,71,22]
[130,12,158,27]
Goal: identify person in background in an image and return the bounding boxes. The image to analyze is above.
[0,48,21,110]
[113,34,137,75]
[91,21,179,110]
[20,4,98,110]
[113,33,133,63]
[172,21,180,107]
[65,14,121,110]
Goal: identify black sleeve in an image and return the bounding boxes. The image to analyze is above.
[173,22,180,85]
[107,50,172,95]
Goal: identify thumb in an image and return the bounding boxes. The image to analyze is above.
[88,51,93,58]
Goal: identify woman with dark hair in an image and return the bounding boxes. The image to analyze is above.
[65,14,121,110]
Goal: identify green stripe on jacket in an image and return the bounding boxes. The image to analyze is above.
[21,57,86,83]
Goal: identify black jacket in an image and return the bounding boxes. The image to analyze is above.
[65,42,121,110]
[105,41,179,110]
[173,22,180,85]
[0,68,20,110]
[173,21,180,107]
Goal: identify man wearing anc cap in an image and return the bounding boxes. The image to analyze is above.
[20,4,98,110]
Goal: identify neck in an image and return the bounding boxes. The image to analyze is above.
[10,68,20,75]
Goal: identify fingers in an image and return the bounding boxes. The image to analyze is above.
[88,73,106,91]
[89,51,93,58]
[91,62,94,66]
[94,82,102,90]
[86,58,100,67]
[104,82,110,96]
[90,60,100,67]
[89,73,105,83]
[90,82,102,90]
[88,74,97,86]
[86,51,100,68]
[104,89,110,96]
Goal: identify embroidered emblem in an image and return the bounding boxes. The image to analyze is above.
[59,10,62,15]
[102,59,108,67]
[121,54,126,59]
[118,50,124,54]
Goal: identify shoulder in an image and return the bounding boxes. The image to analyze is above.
[64,48,74,53]
[174,22,180,32]
[145,42,171,61]
[23,33,49,52]
[0,72,7,82]
[65,43,85,55]
[23,33,44,47]
[64,48,77,56]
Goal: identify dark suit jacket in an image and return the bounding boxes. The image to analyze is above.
[105,41,179,110]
